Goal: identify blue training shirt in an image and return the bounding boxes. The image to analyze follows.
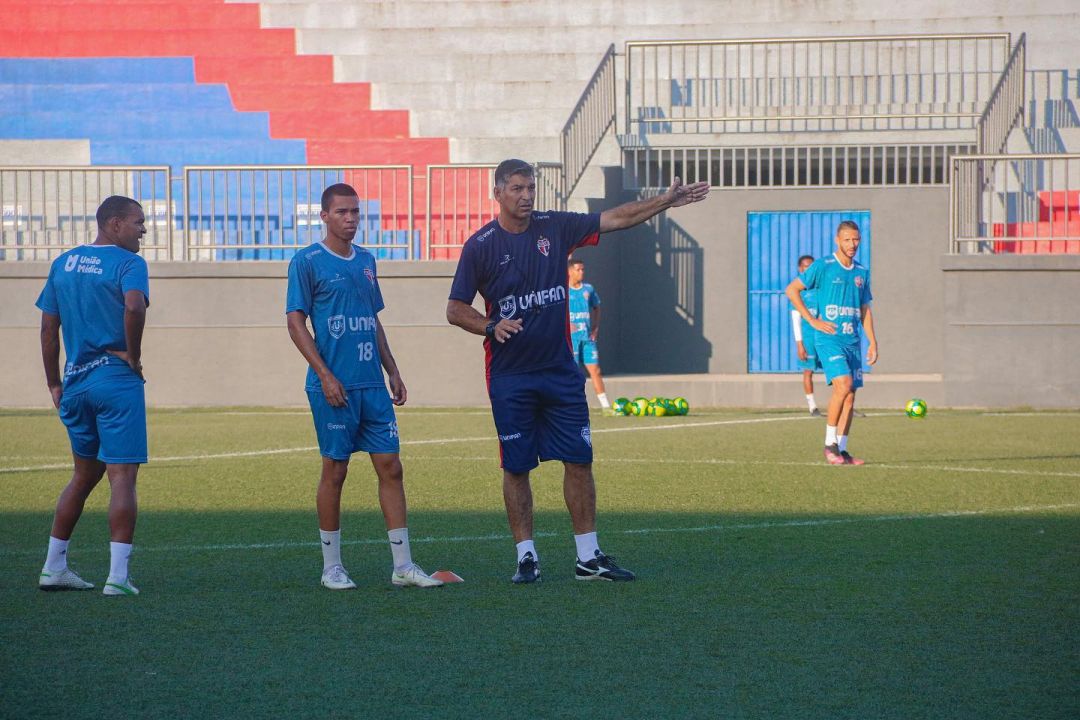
[568,282,601,344]
[798,254,872,348]
[286,242,386,392]
[35,244,149,395]
[449,211,600,377]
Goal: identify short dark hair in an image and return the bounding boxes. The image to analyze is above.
[797,254,814,266]
[568,257,585,268]
[95,196,141,227]
[494,159,534,188]
[321,183,359,212]
[837,220,860,234]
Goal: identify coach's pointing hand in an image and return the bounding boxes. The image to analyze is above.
[665,177,711,208]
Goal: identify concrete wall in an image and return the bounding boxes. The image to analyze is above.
[0,260,487,408]
[942,254,1080,407]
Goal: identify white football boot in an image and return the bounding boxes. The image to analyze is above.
[39,567,94,591]
[102,577,140,596]
[321,564,357,590]
[390,564,444,588]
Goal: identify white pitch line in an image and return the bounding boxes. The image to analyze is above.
[0,414,817,474]
[0,502,1075,559]
[411,454,1080,480]
[981,412,1080,417]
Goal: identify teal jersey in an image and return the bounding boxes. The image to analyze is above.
[286,242,386,392]
[568,282,600,343]
[35,244,149,394]
[798,254,872,348]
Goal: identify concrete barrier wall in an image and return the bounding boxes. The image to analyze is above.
[3,188,1077,409]
[0,260,489,408]
[942,254,1080,407]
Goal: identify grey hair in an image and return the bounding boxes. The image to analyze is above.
[494,158,534,188]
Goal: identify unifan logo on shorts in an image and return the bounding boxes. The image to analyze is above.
[364,267,375,286]
[581,425,592,448]
[328,315,346,339]
[536,236,550,256]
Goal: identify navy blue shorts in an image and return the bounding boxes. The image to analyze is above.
[307,387,399,460]
[488,363,592,473]
[59,380,147,464]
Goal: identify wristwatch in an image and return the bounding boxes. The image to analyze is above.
[484,321,497,338]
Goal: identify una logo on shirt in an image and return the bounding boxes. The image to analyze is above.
[328,315,346,339]
[537,236,550,256]
[498,295,517,319]
[64,254,79,272]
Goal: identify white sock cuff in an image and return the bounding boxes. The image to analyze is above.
[825,425,838,446]
[574,531,600,562]
[516,540,537,563]
[108,542,132,582]
[44,536,70,572]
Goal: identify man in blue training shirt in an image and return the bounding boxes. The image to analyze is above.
[567,257,611,412]
[791,254,822,416]
[36,195,149,597]
[286,183,442,591]
[447,159,709,584]
[786,221,878,465]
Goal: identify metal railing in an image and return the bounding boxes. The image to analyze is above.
[424,162,564,260]
[625,143,973,189]
[976,33,1025,154]
[1,164,574,262]
[950,153,1080,253]
[182,165,414,261]
[626,33,1011,135]
[0,166,172,261]
[561,43,617,199]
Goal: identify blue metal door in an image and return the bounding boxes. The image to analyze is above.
[747,210,872,373]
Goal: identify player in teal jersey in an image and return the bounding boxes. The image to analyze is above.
[567,258,611,412]
[791,254,822,416]
[785,221,878,465]
[35,196,149,596]
[286,183,442,591]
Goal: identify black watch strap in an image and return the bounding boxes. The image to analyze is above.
[484,321,497,338]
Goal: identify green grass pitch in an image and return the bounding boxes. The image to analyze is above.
[1,407,1078,718]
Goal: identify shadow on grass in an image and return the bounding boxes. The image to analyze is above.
[1,509,1078,720]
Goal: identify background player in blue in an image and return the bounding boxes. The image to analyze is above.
[567,257,611,413]
[35,195,149,597]
[791,254,822,416]
[786,221,878,466]
[446,158,709,583]
[286,183,442,591]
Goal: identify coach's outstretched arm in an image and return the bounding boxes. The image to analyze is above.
[598,177,710,233]
[446,299,522,344]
